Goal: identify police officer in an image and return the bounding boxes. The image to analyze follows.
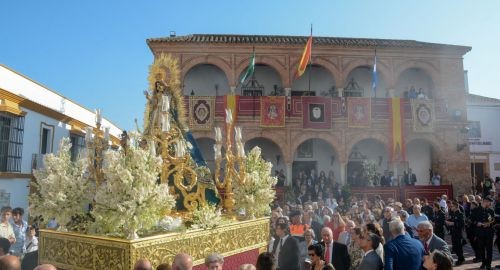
[494,194,500,254]
[472,196,495,270]
[445,200,465,266]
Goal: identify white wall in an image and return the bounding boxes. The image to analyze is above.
[245,138,284,172]
[407,140,432,184]
[292,66,336,95]
[350,139,389,174]
[345,67,387,97]
[183,64,230,96]
[467,104,500,179]
[238,65,282,96]
[294,139,341,180]
[395,68,434,98]
[21,108,71,173]
[0,179,30,212]
[0,65,121,136]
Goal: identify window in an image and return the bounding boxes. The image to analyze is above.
[468,121,481,138]
[0,112,24,172]
[70,133,86,161]
[40,123,54,155]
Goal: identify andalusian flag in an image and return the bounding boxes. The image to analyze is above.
[239,51,255,84]
[297,34,312,78]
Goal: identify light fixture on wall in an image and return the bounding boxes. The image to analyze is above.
[276,154,281,166]
[214,84,219,96]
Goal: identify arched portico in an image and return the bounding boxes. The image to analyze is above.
[183,64,231,96]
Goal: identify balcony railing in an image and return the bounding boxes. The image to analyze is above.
[184,96,449,121]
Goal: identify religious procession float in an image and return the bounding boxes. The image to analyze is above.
[30,54,275,269]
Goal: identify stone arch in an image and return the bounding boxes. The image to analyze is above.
[289,58,341,88]
[244,137,285,171]
[342,58,392,89]
[345,132,390,159]
[405,136,445,185]
[181,55,232,85]
[291,131,342,163]
[394,60,440,91]
[405,133,446,159]
[242,129,289,164]
[183,63,231,96]
[235,55,287,87]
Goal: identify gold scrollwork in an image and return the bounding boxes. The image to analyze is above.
[39,218,269,270]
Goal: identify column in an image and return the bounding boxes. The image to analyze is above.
[337,88,344,97]
[285,163,293,186]
[339,162,347,186]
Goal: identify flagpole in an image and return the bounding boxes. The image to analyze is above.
[307,24,313,96]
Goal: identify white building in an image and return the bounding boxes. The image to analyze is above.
[0,64,121,214]
[467,93,500,183]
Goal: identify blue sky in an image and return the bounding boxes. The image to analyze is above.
[1,1,499,131]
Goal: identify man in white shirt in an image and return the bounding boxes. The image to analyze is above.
[0,206,15,245]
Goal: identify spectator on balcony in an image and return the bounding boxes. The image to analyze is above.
[408,86,417,99]
[417,88,427,99]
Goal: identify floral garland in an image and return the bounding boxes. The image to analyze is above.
[90,133,176,238]
[30,138,92,230]
[233,147,277,218]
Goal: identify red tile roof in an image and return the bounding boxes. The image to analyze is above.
[147,34,471,51]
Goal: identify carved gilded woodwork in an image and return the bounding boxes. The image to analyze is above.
[39,217,269,270]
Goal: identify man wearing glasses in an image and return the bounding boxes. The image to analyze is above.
[358,233,383,270]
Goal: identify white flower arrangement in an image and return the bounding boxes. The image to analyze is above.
[233,146,277,218]
[90,136,176,238]
[190,203,222,230]
[30,138,92,230]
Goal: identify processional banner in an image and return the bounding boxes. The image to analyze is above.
[302,96,332,129]
[260,96,285,127]
[347,97,371,128]
[189,96,215,130]
[411,99,435,133]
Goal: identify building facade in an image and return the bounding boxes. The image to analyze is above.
[0,64,121,213]
[467,93,500,188]
[148,34,472,196]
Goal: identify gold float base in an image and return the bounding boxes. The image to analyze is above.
[39,217,269,270]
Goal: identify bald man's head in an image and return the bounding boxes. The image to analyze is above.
[0,255,21,270]
[134,259,152,270]
[172,253,193,270]
[34,264,57,270]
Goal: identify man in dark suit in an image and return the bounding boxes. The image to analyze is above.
[359,233,383,270]
[321,227,350,270]
[416,220,450,256]
[272,222,300,270]
[384,219,425,270]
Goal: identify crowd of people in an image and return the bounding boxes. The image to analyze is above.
[2,175,500,269]
[267,189,500,270]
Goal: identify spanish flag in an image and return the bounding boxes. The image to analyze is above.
[297,35,312,78]
[390,98,406,162]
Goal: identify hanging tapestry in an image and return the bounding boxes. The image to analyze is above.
[189,96,215,130]
[302,96,332,129]
[412,99,435,133]
[347,97,371,128]
[260,96,285,127]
